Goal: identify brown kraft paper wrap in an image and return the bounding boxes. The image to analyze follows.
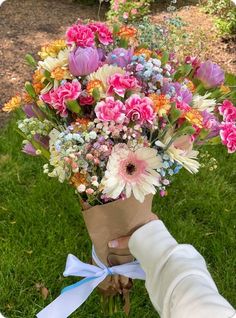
[81,194,153,311]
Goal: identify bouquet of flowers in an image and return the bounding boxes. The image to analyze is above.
[2,19,236,317]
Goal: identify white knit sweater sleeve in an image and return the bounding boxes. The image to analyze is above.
[129,220,236,318]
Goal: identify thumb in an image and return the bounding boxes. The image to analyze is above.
[108,236,130,249]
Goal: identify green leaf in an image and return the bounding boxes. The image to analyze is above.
[92,88,101,102]
[25,54,37,68]
[206,136,221,145]
[174,64,192,80]
[169,105,181,123]
[225,73,236,87]
[66,100,82,114]
[119,38,129,49]
[25,82,37,99]
[199,129,210,140]
[113,24,120,35]
[161,52,169,65]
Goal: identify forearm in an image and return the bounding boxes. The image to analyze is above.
[129,220,236,318]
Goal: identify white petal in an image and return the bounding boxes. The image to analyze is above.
[125,183,132,198]
[132,184,145,203]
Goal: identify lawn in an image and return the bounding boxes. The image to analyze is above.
[0,118,235,317]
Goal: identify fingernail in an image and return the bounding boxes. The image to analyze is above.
[108,240,118,248]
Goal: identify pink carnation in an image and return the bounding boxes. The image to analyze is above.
[79,91,94,106]
[220,122,236,153]
[88,22,113,46]
[95,97,126,123]
[41,81,81,117]
[125,94,155,124]
[66,24,95,47]
[218,100,236,123]
[108,73,140,97]
[176,100,191,112]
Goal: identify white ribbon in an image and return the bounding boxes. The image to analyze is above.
[37,247,146,318]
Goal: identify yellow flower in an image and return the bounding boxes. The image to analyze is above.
[149,94,171,116]
[186,80,195,93]
[33,69,45,83]
[87,79,105,96]
[2,96,22,113]
[38,39,67,60]
[38,48,70,72]
[51,67,68,81]
[184,109,203,128]
[220,85,231,94]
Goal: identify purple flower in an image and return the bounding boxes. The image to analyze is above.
[202,111,220,138]
[195,61,225,88]
[22,143,37,156]
[69,47,99,77]
[172,82,193,104]
[23,104,45,118]
[34,134,49,149]
[22,135,49,156]
[162,82,192,103]
[107,48,133,68]
[97,47,106,62]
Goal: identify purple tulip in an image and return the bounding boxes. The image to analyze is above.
[107,48,133,68]
[23,104,45,118]
[22,143,37,156]
[195,61,225,88]
[97,47,106,62]
[34,134,49,149]
[69,47,99,77]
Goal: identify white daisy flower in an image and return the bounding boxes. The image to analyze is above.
[38,48,70,72]
[101,144,162,203]
[192,93,216,112]
[157,130,200,174]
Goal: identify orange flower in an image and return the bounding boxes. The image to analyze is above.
[184,109,203,128]
[70,172,88,188]
[71,118,91,132]
[149,94,171,116]
[2,95,21,113]
[38,39,67,59]
[51,67,67,81]
[33,82,44,94]
[87,79,104,95]
[22,91,33,103]
[33,69,45,83]
[118,26,137,40]
[134,48,153,59]
[76,118,91,126]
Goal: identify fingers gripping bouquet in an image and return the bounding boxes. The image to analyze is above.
[3,19,236,317]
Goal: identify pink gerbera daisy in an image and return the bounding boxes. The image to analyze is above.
[102,144,162,202]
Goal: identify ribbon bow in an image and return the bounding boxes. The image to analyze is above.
[37,247,146,318]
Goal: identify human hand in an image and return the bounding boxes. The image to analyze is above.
[108,213,159,249]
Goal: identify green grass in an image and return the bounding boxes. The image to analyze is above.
[0,119,235,317]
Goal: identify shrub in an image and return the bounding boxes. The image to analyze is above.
[203,0,236,34]
[106,0,154,23]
